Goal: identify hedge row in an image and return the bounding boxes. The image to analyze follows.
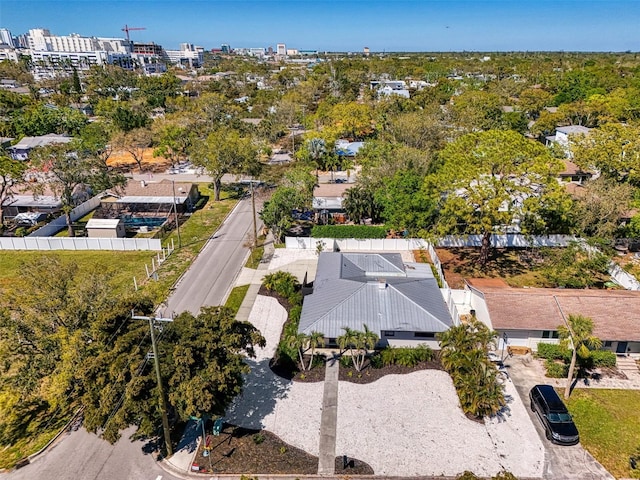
[310,225,387,239]
[536,343,571,362]
[538,343,618,376]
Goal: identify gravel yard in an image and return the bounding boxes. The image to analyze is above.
[226,292,545,477]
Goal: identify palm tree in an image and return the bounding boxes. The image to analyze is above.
[307,331,325,369]
[558,314,602,399]
[287,332,309,371]
[337,326,358,367]
[353,324,379,371]
[306,138,326,179]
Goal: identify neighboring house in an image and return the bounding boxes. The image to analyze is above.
[312,183,351,220]
[370,80,411,99]
[4,193,62,218]
[465,278,640,356]
[8,134,73,160]
[335,139,364,158]
[299,252,455,349]
[558,159,593,185]
[99,179,199,216]
[545,125,591,158]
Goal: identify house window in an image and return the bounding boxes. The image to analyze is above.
[604,341,613,348]
[383,331,395,337]
[327,338,337,346]
[542,330,559,339]
[414,332,435,339]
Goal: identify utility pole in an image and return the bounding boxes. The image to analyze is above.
[172,180,182,248]
[250,179,258,248]
[132,311,174,457]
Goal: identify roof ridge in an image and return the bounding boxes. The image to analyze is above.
[302,282,367,333]
[392,282,450,329]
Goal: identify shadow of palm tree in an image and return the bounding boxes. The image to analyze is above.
[224,357,292,430]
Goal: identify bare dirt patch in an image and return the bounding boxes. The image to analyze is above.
[107,148,171,172]
[434,247,549,289]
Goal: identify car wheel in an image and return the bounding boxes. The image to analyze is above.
[530,401,535,412]
[545,429,552,441]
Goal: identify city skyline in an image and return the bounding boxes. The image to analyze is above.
[1,0,639,52]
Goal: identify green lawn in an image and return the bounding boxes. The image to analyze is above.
[224,284,250,315]
[564,389,640,479]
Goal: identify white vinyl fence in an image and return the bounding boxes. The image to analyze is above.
[0,236,161,251]
[609,263,640,290]
[28,195,102,237]
[285,234,578,251]
[436,234,579,248]
[286,235,640,291]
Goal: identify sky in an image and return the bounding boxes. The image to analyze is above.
[1,0,639,52]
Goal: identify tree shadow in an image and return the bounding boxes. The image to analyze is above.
[224,357,293,430]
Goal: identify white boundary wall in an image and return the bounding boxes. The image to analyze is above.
[28,195,103,237]
[285,234,578,251]
[286,235,640,292]
[0,237,161,251]
[609,263,640,290]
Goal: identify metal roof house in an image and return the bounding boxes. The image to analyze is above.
[299,252,454,348]
[8,134,73,160]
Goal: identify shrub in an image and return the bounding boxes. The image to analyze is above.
[15,227,27,237]
[536,343,571,362]
[369,353,383,369]
[339,355,353,368]
[263,271,300,300]
[252,433,265,444]
[493,472,518,480]
[544,359,568,378]
[586,350,617,368]
[380,345,434,367]
[457,472,480,480]
[310,224,387,239]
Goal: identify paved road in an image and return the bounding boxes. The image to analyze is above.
[0,427,180,480]
[504,355,615,480]
[164,196,259,317]
[1,196,261,480]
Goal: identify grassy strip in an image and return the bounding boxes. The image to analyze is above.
[0,406,73,470]
[224,284,250,316]
[133,185,238,303]
[244,242,265,269]
[564,389,640,479]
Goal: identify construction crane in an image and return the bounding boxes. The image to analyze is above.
[121,24,146,42]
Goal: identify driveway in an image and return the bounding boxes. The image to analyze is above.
[504,355,615,480]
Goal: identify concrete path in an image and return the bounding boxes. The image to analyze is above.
[235,235,275,322]
[317,358,339,475]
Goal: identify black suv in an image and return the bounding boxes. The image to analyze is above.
[529,384,579,445]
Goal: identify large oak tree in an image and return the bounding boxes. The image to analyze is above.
[431,130,566,266]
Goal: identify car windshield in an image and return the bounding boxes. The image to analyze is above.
[548,412,573,423]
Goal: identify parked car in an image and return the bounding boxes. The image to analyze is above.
[529,384,579,445]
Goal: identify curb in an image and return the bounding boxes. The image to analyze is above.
[23,407,84,465]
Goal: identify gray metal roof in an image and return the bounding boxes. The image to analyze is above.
[9,134,72,150]
[299,252,453,338]
[116,196,187,204]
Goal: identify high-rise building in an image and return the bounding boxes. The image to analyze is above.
[276,43,286,56]
[0,28,14,47]
[221,44,231,54]
[363,47,370,56]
